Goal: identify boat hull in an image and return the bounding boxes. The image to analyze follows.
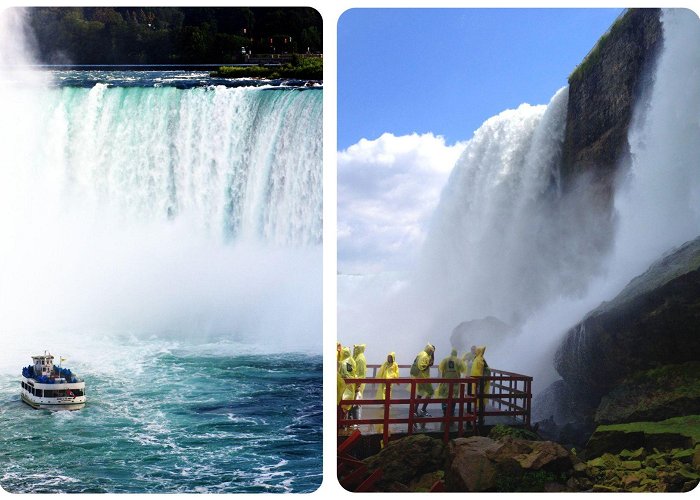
[20,392,85,411]
[20,375,87,411]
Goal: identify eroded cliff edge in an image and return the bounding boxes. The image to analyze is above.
[560,8,662,200]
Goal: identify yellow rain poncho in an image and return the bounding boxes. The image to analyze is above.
[410,344,435,397]
[339,347,357,412]
[374,352,399,400]
[337,342,345,405]
[470,346,490,404]
[437,348,467,398]
[352,344,367,397]
[374,351,400,444]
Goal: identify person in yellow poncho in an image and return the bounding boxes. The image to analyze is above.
[410,343,435,417]
[374,351,400,444]
[339,346,357,418]
[470,345,490,409]
[336,342,345,407]
[351,344,367,420]
[462,345,477,374]
[374,351,399,400]
[437,348,467,417]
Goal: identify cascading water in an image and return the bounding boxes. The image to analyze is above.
[0,79,322,355]
[341,9,699,394]
[610,8,700,281]
[0,8,322,493]
[418,87,573,330]
[438,8,698,385]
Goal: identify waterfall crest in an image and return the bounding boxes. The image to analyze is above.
[1,84,322,246]
[0,79,322,352]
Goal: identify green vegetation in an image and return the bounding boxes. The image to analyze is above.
[568,9,633,84]
[586,447,700,492]
[495,470,567,492]
[488,424,541,441]
[213,55,322,80]
[25,7,322,65]
[597,415,700,445]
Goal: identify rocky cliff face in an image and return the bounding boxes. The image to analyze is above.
[561,9,662,200]
[540,9,700,435]
[554,236,700,410]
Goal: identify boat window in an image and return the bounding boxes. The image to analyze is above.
[36,389,43,397]
[44,390,56,398]
[71,389,84,397]
[31,387,35,396]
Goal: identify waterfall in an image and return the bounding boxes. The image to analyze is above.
[347,9,699,386]
[610,8,700,282]
[414,8,700,386]
[414,86,608,342]
[0,75,322,356]
[0,84,322,246]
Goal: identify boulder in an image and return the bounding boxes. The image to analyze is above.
[445,436,579,492]
[364,434,446,490]
[445,436,501,492]
[486,436,576,473]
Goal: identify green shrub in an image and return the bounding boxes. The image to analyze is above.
[212,55,322,80]
[489,424,541,441]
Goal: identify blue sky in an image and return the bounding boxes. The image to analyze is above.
[338,8,624,150]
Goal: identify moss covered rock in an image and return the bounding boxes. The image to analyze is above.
[586,415,700,458]
[584,435,700,492]
[488,424,541,441]
[364,434,446,491]
[596,362,700,424]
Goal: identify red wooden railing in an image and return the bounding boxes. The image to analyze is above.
[339,365,532,447]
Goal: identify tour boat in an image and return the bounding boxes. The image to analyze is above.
[20,352,86,410]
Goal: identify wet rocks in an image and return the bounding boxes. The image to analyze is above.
[444,436,501,491]
[555,236,700,411]
[585,448,700,492]
[584,415,700,459]
[445,436,580,492]
[363,434,446,490]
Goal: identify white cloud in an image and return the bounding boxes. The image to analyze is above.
[338,132,467,274]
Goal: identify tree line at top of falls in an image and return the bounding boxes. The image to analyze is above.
[23,7,322,65]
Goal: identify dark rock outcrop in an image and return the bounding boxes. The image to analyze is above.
[449,316,513,353]
[595,362,700,424]
[561,8,662,200]
[554,236,700,409]
[532,379,592,425]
